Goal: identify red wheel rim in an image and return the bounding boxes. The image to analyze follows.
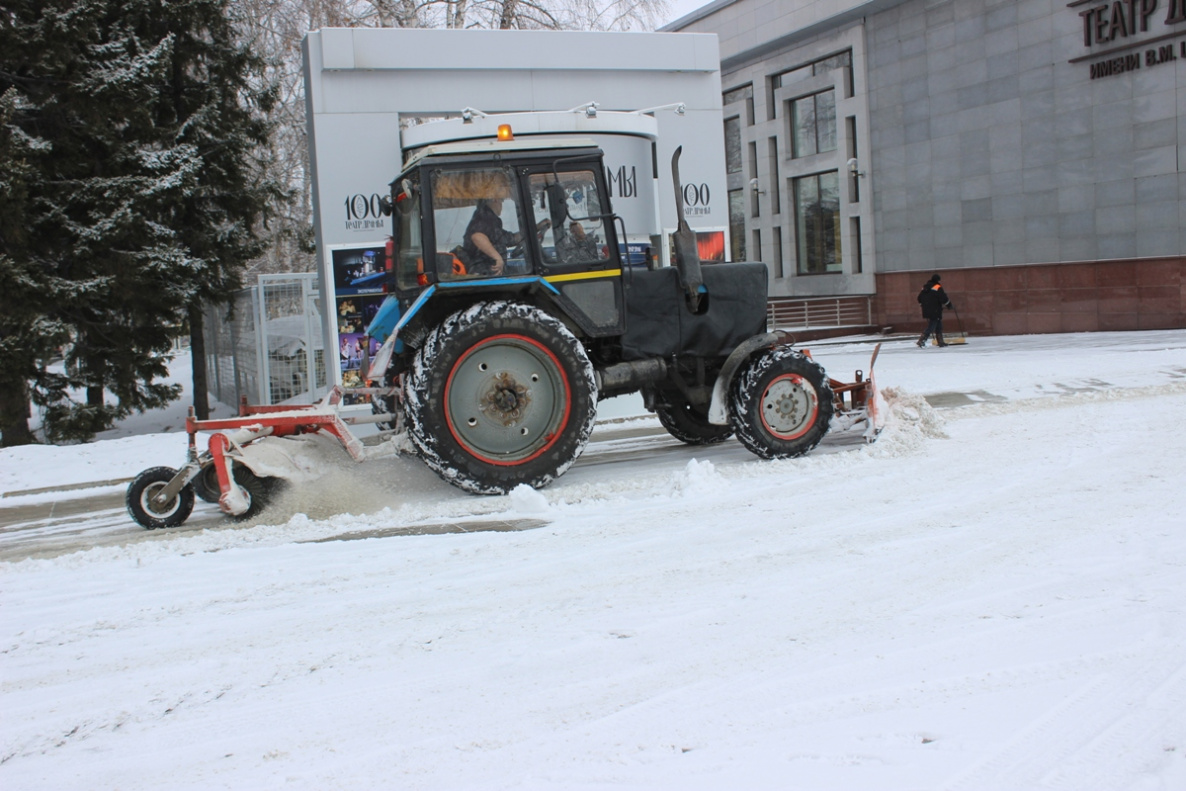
[759,373,819,440]
[443,333,572,466]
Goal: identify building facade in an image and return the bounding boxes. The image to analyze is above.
[665,0,1186,335]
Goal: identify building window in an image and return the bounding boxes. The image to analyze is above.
[769,50,853,120]
[729,188,746,261]
[772,226,783,278]
[725,116,741,175]
[791,89,837,159]
[748,141,759,217]
[775,50,853,95]
[723,83,755,126]
[768,137,781,214]
[846,115,860,202]
[793,171,841,274]
[850,217,862,273]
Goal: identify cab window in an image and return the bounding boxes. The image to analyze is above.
[529,170,609,267]
[394,177,423,292]
[431,167,525,279]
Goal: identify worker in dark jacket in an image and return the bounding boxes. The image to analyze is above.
[463,198,520,276]
[917,273,954,347]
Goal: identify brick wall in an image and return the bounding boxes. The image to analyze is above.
[874,257,1186,336]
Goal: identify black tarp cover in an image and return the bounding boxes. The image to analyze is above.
[620,263,768,360]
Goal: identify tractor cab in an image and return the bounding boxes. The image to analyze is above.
[377,137,628,356]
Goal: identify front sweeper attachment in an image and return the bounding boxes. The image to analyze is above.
[802,342,883,441]
[125,386,401,530]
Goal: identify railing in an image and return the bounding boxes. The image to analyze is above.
[766,296,873,332]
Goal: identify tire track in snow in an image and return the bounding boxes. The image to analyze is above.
[941,652,1186,790]
[940,380,1186,422]
[1042,661,1186,789]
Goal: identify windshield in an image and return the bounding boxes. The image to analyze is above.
[431,166,525,279]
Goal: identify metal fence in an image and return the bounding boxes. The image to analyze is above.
[766,296,873,332]
[204,273,327,407]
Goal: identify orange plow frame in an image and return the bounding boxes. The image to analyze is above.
[802,343,882,440]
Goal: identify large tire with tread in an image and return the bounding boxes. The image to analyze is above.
[404,301,598,494]
[126,466,195,529]
[655,392,733,445]
[729,347,833,459]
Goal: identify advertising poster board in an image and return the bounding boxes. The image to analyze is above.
[668,228,727,265]
[330,245,387,395]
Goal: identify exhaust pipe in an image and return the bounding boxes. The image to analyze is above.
[596,358,668,394]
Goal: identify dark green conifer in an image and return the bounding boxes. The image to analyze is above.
[0,0,279,444]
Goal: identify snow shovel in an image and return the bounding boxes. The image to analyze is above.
[933,304,968,345]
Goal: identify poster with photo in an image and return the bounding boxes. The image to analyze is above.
[331,245,389,400]
[338,332,381,372]
[336,293,386,337]
[668,229,727,264]
[332,246,387,296]
[696,230,726,263]
[338,332,382,391]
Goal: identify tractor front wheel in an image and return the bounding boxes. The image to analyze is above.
[729,347,833,459]
[126,466,195,529]
[404,301,597,494]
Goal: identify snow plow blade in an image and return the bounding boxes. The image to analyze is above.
[825,342,883,440]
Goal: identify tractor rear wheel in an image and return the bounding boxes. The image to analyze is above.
[655,392,733,445]
[126,466,195,529]
[404,301,597,494]
[729,347,833,459]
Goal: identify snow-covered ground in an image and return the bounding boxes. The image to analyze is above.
[2,330,1186,789]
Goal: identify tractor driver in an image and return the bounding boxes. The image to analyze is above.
[463,198,549,276]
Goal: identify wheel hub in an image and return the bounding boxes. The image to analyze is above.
[445,334,567,462]
[761,374,817,438]
[484,372,531,424]
[144,482,179,516]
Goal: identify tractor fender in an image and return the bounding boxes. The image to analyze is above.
[706,330,795,425]
[365,278,565,383]
[365,294,402,343]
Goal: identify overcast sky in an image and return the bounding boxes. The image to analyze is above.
[658,0,713,27]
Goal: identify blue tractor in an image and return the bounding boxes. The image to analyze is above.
[362,134,868,494]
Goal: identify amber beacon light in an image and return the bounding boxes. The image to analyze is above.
[496,124,514,141]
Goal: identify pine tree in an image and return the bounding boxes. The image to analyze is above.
[2,0,191,444]
[128,0,282,420]
[0,0,279,444]
[0,87,62,446]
